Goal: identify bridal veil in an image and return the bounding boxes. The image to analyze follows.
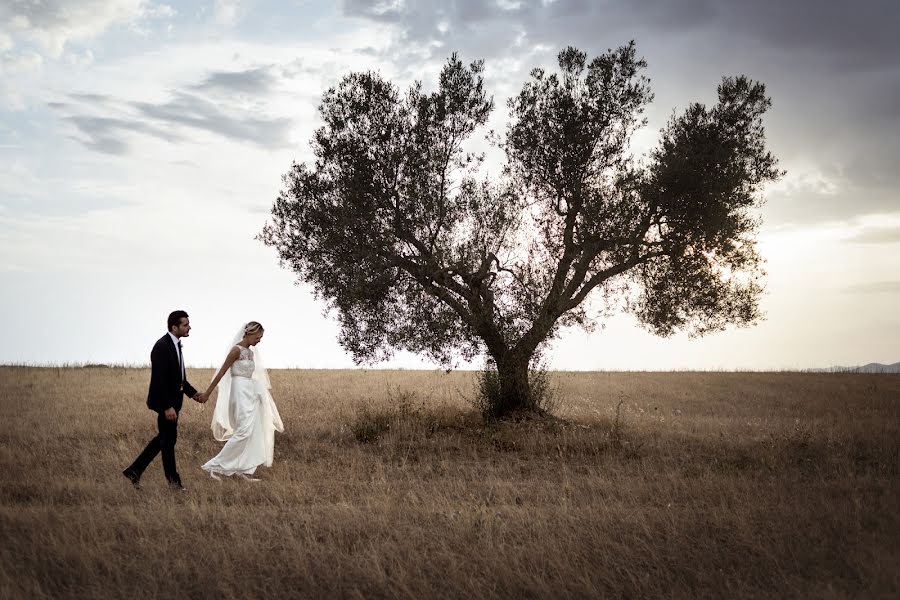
[210,323,284,442]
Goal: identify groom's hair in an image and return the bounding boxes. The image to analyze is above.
[167,310,189,332]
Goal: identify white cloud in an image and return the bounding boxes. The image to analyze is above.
[8,15,29,30]
[142,3,177,19]
[214,0,243,25]
[0,0,160,58]
[0,50,43,74]
[767,164,841,197]
[0,88,26,110]
[63,48,95,67]
[497,0,524,10]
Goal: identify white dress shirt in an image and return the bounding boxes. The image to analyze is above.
[167,332,184,380]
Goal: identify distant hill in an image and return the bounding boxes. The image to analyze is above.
[809,362,900,373]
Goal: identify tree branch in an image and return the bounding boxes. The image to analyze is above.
[385,253,476,328]
[564,250,664,311]
[539,193,583,317]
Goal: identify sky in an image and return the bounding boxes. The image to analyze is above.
[1,0,898,370]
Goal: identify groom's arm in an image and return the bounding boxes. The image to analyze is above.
[182,379,198,399]
[181,363,202,402]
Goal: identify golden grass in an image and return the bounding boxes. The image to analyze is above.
[0,366,897,599]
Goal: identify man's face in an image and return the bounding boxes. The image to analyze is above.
[172,317,191,338]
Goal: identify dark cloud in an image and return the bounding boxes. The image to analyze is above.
[190,66,277,96]
[132,92,292,147]
[69,92,113,103]
[342,0,900,225]
[52,65,294,154]
[344,0,900,70]
[65,115,182,155]
[704,0,899,70]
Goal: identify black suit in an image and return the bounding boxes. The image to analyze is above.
[126,334,199,484]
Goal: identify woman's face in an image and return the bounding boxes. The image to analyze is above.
[249,331,264,346]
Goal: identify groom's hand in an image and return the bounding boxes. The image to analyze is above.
[164,407,177,421]
[193,392,207,404]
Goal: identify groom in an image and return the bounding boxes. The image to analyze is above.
[123,310,206,491]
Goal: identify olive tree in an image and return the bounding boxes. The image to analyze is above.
[261,42,782,418]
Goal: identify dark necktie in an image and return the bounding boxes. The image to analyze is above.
[177,341,185,381]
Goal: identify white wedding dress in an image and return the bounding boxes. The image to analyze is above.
[202,345,284,478]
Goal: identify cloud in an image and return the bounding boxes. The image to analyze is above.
[701,0,898,70]
[0,88,26,110]
[53,64,294,154]
[342,0,900,227]
[761,165,900,226]
[845,281,900,294]
[144,4,176,19]
[845,226,900,245]
[190,66,277,96]
[0,0,177,58]
[343,0,900,70]
[1,0,143,57]
[68,92,114,104]
[65,115,183,154]
[0,49,42,74]
[0,158,140,217]
[132,91,292,147]
[214,0,244,26]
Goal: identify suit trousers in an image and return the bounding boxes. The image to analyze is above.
[128,411,180,483]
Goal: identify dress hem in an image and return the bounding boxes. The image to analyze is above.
[201,464,265,476]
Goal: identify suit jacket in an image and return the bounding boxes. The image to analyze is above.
[146,334,198,413]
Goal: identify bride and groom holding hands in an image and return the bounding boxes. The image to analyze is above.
[122,310,284,491]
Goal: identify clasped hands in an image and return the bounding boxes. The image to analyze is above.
[163,393,208,421]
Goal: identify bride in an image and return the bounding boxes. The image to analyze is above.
[202,322,284,481]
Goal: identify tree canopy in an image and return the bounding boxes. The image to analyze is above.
[261,42,782,417]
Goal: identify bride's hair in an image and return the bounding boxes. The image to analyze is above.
[244,321,264,336]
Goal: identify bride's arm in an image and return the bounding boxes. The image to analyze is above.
[205,346,241,398]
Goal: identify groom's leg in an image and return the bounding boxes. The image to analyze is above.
[127,424,161,477]
[158,411,180,483]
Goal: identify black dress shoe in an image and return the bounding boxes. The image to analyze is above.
[122,468,141,488]
[168,479,187,492]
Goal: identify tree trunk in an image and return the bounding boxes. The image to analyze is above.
[489,352,534,419]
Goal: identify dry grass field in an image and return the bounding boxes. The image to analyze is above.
[0,366,898,599]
